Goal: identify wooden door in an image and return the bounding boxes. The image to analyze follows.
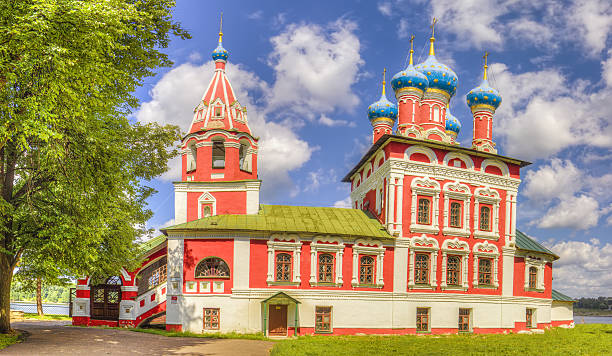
[90,285,121,320]
[268,304,288,336]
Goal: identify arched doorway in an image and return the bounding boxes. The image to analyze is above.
[90,276,122,320]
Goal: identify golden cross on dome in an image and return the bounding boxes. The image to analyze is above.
[409,34,415,65]
[429,17,438,56]
[218,12,224,43]
[483,51,489,80]
[382,68,387,96]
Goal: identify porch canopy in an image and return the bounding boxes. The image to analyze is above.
[261,291,300,336]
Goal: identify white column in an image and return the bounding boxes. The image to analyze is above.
[309,249,317,284]
[351,251,359,285]
[431,251,438,288]
[386,178,395,233]
[393,239,409,292]
[166,237,184,326]
[174,186,187,224]
[408,250,415,287]
[336,250,344,284]
[395,177,404,236]
[293,249,301,283]
[266,248,274,283]
[441,252,447,287]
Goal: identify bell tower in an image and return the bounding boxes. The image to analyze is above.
[174,15,261,224]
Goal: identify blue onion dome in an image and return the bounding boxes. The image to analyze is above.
[414,38,458,97]
[445,107,461,136]
[367,93,398,122]
[391,43,429,95]
[212,42,228,62]
[466,56,502,110]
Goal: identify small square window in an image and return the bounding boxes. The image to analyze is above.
[416,308,430,332]
[526,308,535,328]
[204,308,220,330]
[458,308,471,332]
[315,306,332,333]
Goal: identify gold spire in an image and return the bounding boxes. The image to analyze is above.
[429,17,438,56]
[218,12,223,43]
[382,68,387,96]
[409,35,415,65]
[483,51,489,81]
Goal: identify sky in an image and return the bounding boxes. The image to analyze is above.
[134,0,612,298]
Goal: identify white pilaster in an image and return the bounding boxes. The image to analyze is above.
[233,237,251,289]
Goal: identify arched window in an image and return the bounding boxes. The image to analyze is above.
[318,254,334,283]
[433,106,440,122]
[478,258,492,285]
[187,141,197,172]
[203,205,212,217]
[105,276,122,285]
[528,266,537,289]
[212,138,225,169]
[418,198,431,224]
[195,257,230,278]
[213,103,223,118]
[275,253,292,281]
[447,255,461,285]
[239,141,252,172]
[450,202,461,228]
[359,256,374,284]
[480,206,491,231]
[415,253,430,284]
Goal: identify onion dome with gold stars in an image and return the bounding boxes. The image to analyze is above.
[466,52,501,110]
[368,69,398,122]
[392,35,429,95]
[212,13,229,62]
[445,107,461,137]
[414,19,458,98]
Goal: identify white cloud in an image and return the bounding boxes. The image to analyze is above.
[377,2,392,17]
[549,238,612,297]
[602,49,612,87]
[188,52,202,63]
[267,20,364,119]
[303,168,338,193]
[537,195,600,230]
[397,18,409,39]
[247,10,263,20]
[333,196,352,208]
[319,114,356,127]
[523,159,582,203]
[567,0,612,56]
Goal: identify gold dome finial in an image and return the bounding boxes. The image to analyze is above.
[382,68,387,96]
[218,12,224,43]
[409,34,415,65]
[429,17,438,56]
[483,51,489,81]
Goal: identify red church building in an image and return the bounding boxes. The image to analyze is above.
[71,21,574,336]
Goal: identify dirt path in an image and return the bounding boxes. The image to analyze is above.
[2,320,274,356]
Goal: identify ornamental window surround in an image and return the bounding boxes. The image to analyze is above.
[473,187,501,240]
[210,98,224,119]
[410,177,441,234]
[197,192,217,219]
[442,181,471,237]
[408,235,439,289]
[440,238,469,290]
[309,237,344,287]
[472,241,499,288]
[523,255,546,292]
[351,239,385,288]
[195,257,230,279]
[267,235,302,286]
[186,141,197,172]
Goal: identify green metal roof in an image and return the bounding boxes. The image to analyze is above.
[516,230,559,260]
[162,204,392,239]
[552,289,575,302]
[139,234,166,253]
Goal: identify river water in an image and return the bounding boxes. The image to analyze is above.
[574,316,612,324]
[10,301,70,315]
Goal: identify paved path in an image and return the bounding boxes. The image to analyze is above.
[2,320,274,356]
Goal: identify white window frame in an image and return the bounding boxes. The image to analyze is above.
[408,234,439,289]
[351,238,385,288]
[410,177,441,234]
[523,255,546,292]
[473,241,499,288]
[442,181,471,237]
[473,187,501,240]
[267,235,302,286]
[440,238,469,290]
[210,98,225,119]
[310,236,344,287]
[197,192,217,219]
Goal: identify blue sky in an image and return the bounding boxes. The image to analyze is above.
[135,0,612,297]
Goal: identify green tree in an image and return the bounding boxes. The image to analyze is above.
[0,0,188,333]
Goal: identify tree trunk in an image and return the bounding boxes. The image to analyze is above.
[0,254,13,333]
[36,277,43,316]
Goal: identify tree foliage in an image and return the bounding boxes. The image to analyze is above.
[0,0,188,332]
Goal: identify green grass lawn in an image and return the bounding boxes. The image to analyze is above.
[0,333,19,350]
[23,313,71,321]
[271,324,612,356]
[128,327,269,340]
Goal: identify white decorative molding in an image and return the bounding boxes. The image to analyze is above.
[473,186,501,240]
[521,253,547,292]
[480,159,509,176]
[442,152,475,169]
[441,181,472,237]
[197,191,217,218]
[409,177,441,234]
[440,238,469,290]
[266,235,302,285]
[408,234,439,289]
[423,127,453,144]
[310,236,345,286]
[404,145,437,164]
[351,238,385,288]
[473,241,499,288]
